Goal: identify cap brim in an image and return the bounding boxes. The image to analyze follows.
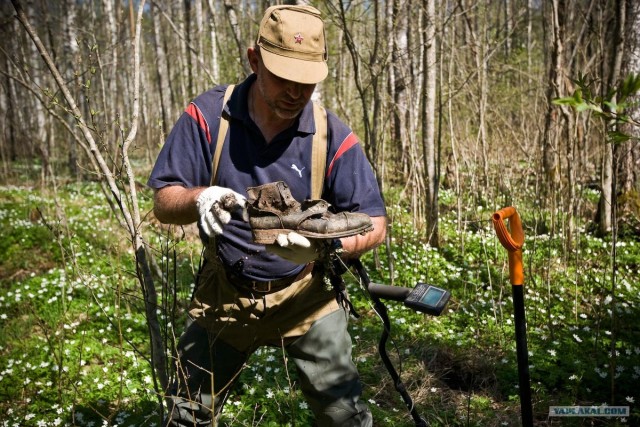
[261,49,328,85]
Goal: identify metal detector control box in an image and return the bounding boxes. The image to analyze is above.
[404,284,451,316]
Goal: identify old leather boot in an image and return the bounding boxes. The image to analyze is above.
[247,181,373,244]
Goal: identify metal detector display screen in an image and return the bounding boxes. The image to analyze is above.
[421,287,445,306]
[404,284,450,316]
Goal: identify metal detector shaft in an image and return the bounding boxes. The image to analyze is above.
[352,259,428,427]
[367,282,412,302]
[492,207,533,427]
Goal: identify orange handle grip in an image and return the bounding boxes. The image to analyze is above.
[492,207,525,286]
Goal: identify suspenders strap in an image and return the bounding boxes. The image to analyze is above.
[311,102,327,199]
[211,84,236,186]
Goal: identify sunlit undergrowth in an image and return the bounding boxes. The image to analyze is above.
[0,183,638,426]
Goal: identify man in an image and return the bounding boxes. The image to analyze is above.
[148,5,386,426]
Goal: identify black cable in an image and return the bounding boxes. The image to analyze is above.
[351,259,428,427]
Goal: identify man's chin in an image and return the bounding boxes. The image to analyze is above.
[275,108,301,120]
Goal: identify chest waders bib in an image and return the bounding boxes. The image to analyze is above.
[189,84,339,345]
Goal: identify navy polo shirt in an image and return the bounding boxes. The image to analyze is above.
[148,74,386,281]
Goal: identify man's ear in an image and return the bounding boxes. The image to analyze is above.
[247,47,260,73]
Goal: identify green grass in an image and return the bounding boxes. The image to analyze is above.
[0,182,638,426]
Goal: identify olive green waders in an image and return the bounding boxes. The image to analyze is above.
[165,254,372,427]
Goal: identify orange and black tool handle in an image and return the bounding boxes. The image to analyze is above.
[492,207,524,286]
[492,207,533,427]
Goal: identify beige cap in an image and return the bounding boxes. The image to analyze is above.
[256,5,328,84]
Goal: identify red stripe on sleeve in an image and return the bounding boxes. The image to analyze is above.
[185,103,211,144]
[326,132,359,178]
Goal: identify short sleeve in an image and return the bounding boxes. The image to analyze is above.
[323,113,386,218]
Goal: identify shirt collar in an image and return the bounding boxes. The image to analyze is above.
[225,74,316,136]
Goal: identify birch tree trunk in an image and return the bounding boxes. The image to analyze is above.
[224,0,251,76]
[0,77,8,176]
[194,0,204,94]
[542,0,565,209]
[103,0,119,136]
[422,0,439,246]
[617,0,639,197]
[619,0,640,196]
[205,0,220,83]
[527,0,533,86]
[26,1,49,185]
[599,144,614,233]
[391,0,410,181]
[173,0,187,103]
[63,0,79,178]
[366,0,383,177]
[1,49,18,173]
[408,0,425,225]
[183,0,194,97]
[477,6,490,190]
[598,0,626,236]
[445,0,463,235]
[152,2,173,133]
[504,0,513,57]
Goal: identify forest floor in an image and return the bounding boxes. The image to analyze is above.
[0,180,638,426]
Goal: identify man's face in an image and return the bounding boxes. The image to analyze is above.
[250,49,316,120]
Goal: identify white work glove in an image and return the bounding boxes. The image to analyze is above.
[265,231,324,264]
[196,186,248,236]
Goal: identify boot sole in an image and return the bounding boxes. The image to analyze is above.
[252,224,374,245]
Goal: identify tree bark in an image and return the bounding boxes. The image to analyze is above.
[183,0,194,97]
[194,0,204,94]
[598,0,626,236]
[504,0,513,57]
[152,2,173,133]
[63,0,79,178]
[1,52,18,171]
[542,0,566,209]
[103,0,121,157]
[618,0,639,196]
[224,0,251,76]
[422,0,439,246]
[205,0,220,83]
[391,0,410,182]
[26,1,50,185]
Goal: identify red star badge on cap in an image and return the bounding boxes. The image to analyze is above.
[294,33,304,44]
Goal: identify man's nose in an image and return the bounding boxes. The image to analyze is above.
[286,81,303,97]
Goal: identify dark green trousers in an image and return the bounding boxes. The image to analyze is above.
[165,308,372,427]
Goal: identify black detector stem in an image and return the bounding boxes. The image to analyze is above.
[351,259,428,427]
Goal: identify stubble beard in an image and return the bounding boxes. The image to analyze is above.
[256,77,302,121]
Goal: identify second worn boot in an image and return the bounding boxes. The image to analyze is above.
[246,181,373,244]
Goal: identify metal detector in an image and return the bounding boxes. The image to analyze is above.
[345,258,451,427]
[492,207,533,427]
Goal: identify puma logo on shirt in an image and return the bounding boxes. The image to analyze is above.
[291,164,305,178]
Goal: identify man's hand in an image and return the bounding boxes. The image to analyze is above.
[265,231,324,264]
[196,186,248,236]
